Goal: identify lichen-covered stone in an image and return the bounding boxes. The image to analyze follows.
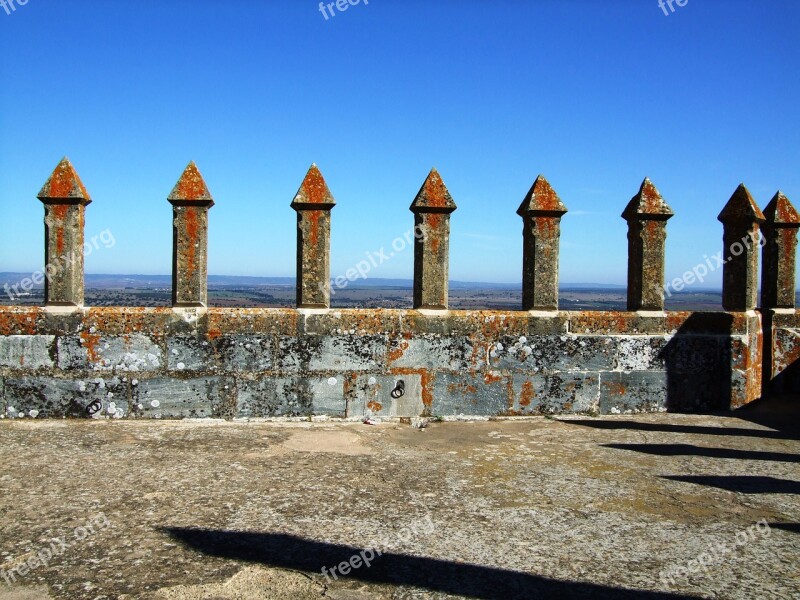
[410,169,456,309]
[167,335,214,372]
[614,337,668,371]
[346,374,424,418]
[512,373,599,415]
[79,334,163,372]
[132,377,233,418]
[278,335,386,372]
[600,371,667,414]
[0,335,55,370]
[37,158,92,307]
[214,335,273,372]
[431,373,508,416]
[169,162,214,308]
[388,336,472,371]
[236,377,345,418]
[3,376,128,418]
[490,335,616,373]
[518,176,568,311]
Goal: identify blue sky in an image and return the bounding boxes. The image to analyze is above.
[1,0,798,286]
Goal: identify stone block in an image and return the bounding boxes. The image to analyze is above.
[3,376,129,418]
[663,335,729,374]
[512,373,599,414]
[387,335,472,370]
[347,374,424,418]
[599,371,667,414]
[56,335,87,370]
[614,337,668,371]
[213,335,273,371]
[132,377,233,418]
[167,335,214,372]
[65,333,163,372]
[431,373,508,416]
[236,376,345,418]
[0,335,55,370]
[490,335,615,373]
[278,335,386,372]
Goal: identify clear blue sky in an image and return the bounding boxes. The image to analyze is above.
[1,0,799,286]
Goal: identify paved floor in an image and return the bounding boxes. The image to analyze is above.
[0,397,798,599]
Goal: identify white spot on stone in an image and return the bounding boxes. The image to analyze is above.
[171,349,179,355]
[137,404,144,410]
[367,377,377,386]
[108,402,116,411]
[522,346,532,356]
[150,400,161,408]
[131,379,139,386]
[89,326,97,334]
[29,409,39,418]
[327,377,338,386]
[519,336,527,344]
[177,362,186,370]
[495,343,504,351]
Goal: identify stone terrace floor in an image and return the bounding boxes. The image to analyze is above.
[0,397,798,600]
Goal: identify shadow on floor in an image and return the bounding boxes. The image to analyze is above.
[602,443,800,463]
[162,528,694,599]
[768,523,800,534]
[565,420,800,442]
[661,475,800,495]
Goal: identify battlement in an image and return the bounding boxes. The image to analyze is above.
[1,160,798,420]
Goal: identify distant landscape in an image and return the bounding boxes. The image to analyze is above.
[2,273,790,311]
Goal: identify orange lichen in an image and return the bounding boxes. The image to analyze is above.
[484,372,503,384]
[172,163,211,201]
[519,380,534,407]
[40,159,90,200]
[300,166,331,205]
[80,330,101,363]
[387,340,409,363]
[184,208,198,276]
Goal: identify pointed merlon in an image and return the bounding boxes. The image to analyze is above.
[718,184,765,224]
[410,168,457,213]
[168,161,214,205]
[763,191,800,226]
[517,175,567,217]
[291,164,336,210]
[37,157,91,204]
[622,178,673,221]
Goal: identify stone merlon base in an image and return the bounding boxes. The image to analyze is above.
[0,306,786,420]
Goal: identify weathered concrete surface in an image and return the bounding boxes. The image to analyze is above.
[168,162,214,308]
[622,178,673,312]
[517,175,568,312]
[0,400,798,599]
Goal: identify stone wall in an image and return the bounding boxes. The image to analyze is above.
[1,159,797,420]
[0,306,781,420]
